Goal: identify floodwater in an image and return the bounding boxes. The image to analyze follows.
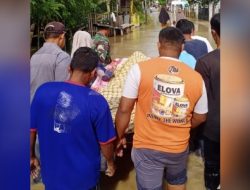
[31,11,215,190]
[109,11,215,59]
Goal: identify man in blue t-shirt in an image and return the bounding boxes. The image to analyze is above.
[30,47,116,190]
[176,19,208,60]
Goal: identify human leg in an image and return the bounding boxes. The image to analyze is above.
[131,148,165,190]
[204,136,220,190]
[167,183,186,190]
[164,149,188,190]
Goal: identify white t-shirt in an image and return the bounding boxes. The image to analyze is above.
[123,59,208,114]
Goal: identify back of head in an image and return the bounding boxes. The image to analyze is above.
[94,25,110,37]
[160,6,166,12]
[71,31,93,57]
[44,21,65,40]
[159,27,184,51]
[176,19,193,34]
[210,13,220,37]
[70,47,98,73]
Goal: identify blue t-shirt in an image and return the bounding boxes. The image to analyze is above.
[31,81,116,190]
[179,51,197,69]
[184,39,208,60]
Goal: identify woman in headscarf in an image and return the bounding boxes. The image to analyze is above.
[71,31,93,57]
[159,5,170,28]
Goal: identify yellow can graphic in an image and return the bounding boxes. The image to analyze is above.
[172,97,190,118]
[152,74,185,118]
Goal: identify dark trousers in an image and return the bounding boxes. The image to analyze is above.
[204,136,220,190]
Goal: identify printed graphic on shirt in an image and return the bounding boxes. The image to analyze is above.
[168,65,179,74]
[54,91,80,133]
[149,74,190,125]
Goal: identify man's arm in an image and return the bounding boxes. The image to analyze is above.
[191,112,207,128]
[115,97,136,139]
[115,64,140,156]
[30,131,40,178]
[30,131,36,159]
[100,142,115,176]
[191,80,208,127]
[30,89,40,177]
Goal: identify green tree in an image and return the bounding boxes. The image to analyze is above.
[31,0,65,24]
[31,0,107,31]
[31,0,107,50]
[158,0,166,5]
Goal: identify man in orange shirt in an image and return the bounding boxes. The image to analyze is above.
[115,27,208,190]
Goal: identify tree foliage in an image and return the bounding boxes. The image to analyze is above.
[158,0,166,5]
[31,0,65,24]
[31,0,108,30]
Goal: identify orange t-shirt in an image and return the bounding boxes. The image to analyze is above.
[133,57,203,153]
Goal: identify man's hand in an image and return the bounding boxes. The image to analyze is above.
[30,157,40,179]
[105,160,116,177]
[116,137,127,157]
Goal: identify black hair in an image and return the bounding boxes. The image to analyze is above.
[159,27,185,50]
[210,13,220,37]
[190,21,195,31]
[176,19,193,34]
[70,47,98,73]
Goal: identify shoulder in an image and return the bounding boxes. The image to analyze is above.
[34,82,59,97]
[57,49,70,59]
[88,90,111,114]
[88,89,109,106]
[198,49,220,63]
[56,50,71,64]
[38,81,62,91]
[196,49,220,73]
[193,39,206,45]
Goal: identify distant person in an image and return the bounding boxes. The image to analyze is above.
[30,21,71,101]
[190,22,214,52]
[30,47,116,190]
[159,5,170,28]
[176,19,208,59]
[92,26,113,81]
[71,31,93,57]
[195,13,220,190]
[175,8,186,24]
[115,27,208,190]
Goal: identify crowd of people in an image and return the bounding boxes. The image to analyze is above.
[30,11,220,190]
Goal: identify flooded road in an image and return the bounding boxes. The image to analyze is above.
[109,12,160,58]
[110,11,215,59]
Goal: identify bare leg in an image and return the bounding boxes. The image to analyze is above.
[167,183,186,190]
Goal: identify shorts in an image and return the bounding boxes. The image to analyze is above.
[131,148,188,190]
